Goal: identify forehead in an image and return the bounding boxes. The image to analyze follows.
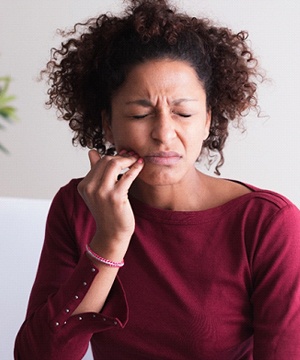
[113,59,205,100]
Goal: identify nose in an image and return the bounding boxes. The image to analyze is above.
[151,111,177,144]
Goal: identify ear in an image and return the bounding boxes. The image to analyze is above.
[102,110,114,144]
[204,110,211,139]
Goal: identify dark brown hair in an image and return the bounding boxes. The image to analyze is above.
[43,0,263,173]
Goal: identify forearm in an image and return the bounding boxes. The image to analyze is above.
[14,254,128,360]
[73,229,131,315]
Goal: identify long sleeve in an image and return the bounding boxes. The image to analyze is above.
[249,202,300,359]
[14,180,128,360]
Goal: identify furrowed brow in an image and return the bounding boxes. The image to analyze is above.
[172,98,198,105]
[125,99,152,107]
[125,98,198,107]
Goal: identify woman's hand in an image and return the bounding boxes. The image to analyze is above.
[77,149,144,258]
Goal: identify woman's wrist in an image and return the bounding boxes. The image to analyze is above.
[88,234,128,264]
[86,244,124,267]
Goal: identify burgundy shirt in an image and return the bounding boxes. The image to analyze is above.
[14,179,300,359]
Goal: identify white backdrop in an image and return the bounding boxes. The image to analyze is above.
[1,0,300,205]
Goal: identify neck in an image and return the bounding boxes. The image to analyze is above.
[130,169,209,211]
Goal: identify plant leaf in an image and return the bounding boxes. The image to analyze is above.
[0,95,16,106]
[0,107,17,120]
[0,142,9,154]
[0,76,17,154]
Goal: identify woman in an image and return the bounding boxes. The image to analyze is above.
[14,0,300,359]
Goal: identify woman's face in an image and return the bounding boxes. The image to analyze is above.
[104,59,211,187]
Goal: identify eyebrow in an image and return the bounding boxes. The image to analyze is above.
[125,99,152,107]
[125,98,198,106]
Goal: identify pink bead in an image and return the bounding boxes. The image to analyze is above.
[86,244,124,268]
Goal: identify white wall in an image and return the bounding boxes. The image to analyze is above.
[1,0,300,206]
[0,197,95,359]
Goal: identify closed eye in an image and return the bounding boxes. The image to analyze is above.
[132,114,148,119]
[177,113,192,118]
[132,113,192,119]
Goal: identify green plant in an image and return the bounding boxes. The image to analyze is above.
[0,76,17,153]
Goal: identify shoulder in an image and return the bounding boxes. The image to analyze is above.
[241,183,299,225]
[49,178,88,221]
[59,177,83,193]
[231,182,300,237]
[51,178,83,205]
[206,178,300,236]
[241,182,297,210]
[206,176,298,215]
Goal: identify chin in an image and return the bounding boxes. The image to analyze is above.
[137,167,184,187]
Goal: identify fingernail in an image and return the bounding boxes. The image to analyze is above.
[119,150,127,155]
[137,158,144,164]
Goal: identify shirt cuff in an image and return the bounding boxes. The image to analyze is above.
[49,253,129,333]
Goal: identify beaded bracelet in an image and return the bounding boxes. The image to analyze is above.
[86,244,124,268]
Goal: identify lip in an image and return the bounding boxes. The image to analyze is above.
[144,151,182,166]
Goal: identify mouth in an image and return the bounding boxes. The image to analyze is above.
[143,151,182,166]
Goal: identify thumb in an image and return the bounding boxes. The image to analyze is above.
[88,149,101,168]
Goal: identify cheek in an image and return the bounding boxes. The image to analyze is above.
[189,127,207,154]
[110,129,139,152]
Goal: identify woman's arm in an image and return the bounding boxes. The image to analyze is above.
[73,150,144,315]
[251,203,300,359]
[14,151,144,359]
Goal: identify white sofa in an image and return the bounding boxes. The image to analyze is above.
[0,197,93,360]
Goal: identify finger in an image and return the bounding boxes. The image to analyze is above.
[116,158,144,190]
[100,156,142,190]
[86,151,118,183]
[84,150,139,192]
[78,150,106,196]
[88,149,101,168]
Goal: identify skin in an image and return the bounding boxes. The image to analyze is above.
[74,59,250,315]
[104,59,211,210]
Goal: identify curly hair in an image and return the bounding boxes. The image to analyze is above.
[43,0,263,174]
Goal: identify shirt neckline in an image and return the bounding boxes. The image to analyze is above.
[129,181,260,224]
